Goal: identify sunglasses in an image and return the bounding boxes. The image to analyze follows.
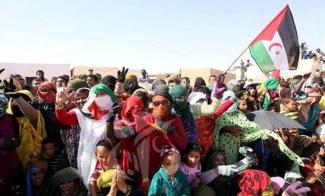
[153,100,171,107]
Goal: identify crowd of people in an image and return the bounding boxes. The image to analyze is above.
[1,66,325,196]
[300,43,325,64]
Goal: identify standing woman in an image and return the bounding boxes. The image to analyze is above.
[0,93,21,195]
[59,85,89,168]
[55,83,117,187]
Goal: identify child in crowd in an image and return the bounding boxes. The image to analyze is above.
[180,144,202,189]
[89,139,116,196]
[279,98,299,120]
[41,138,69,174]
[214,151,226,166]
[238,99,248,113]
[316,111,325,143]
[148,147,191,196]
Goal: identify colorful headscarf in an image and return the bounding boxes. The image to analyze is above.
[264,77,279,90]
[0,93,8,117]
[121,96,145,120]
[169,85,188,111]
[6,90,34,115]
[238,169,270,196]
[37,81,56,104]
[18,90,34,101]
[91,83,117,102]
[26,160,48,196]
[169,85,188,98]
[82,83,117,120]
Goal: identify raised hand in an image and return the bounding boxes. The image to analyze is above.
[107,101,121,122]
[283,181,311,196]
[3,78,16,93]
[117,67,129,83]
[155,117,175,134]
[56,87,68,106]
[217,165,238,176]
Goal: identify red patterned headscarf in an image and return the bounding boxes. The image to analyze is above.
[121,96,145,121]
[238,169,270,196]
[37,81,57,104]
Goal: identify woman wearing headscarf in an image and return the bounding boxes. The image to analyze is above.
[55,83,117,187]
[169,85,198,144]
[0,93,21,195]
[46,167,86,196]
[193,77,206,92]
[6,89,46,170]
[113,95,151,192]
[298,92,322,135]
[186,79,234,156]
[57,79,89,168]
[237,169,273,196]
[34,81,61,143]
[214,90,305,172]
[26,160,50,196]
[169,84,234,147]
[114,85,188,193]
[59,82,90,168]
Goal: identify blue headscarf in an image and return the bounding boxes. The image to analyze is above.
[26,167,42,196]
[0,93,8,117]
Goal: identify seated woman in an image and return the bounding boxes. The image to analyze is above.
[46,167,87,196]
[300,143,325,196]
[26,160,49,196]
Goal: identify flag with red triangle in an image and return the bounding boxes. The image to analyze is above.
[249,5,299,73]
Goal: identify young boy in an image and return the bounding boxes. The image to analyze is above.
[41,138,69,174]
[279,98,298,120]
[89,139,115,196]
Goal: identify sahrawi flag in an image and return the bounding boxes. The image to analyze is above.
[249,5,299,73]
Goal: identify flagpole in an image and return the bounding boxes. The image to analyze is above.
[223,4,291,75]
[223,46,249,74]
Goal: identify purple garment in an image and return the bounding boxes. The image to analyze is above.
[0,114,20,195]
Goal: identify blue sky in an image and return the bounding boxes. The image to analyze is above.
[0,0,324,74]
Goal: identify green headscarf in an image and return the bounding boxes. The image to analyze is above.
[263,77,279,90]
[47,167,85,196]
[67,79,88,91]
[169,85,188,111]
[91,83,117,102]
